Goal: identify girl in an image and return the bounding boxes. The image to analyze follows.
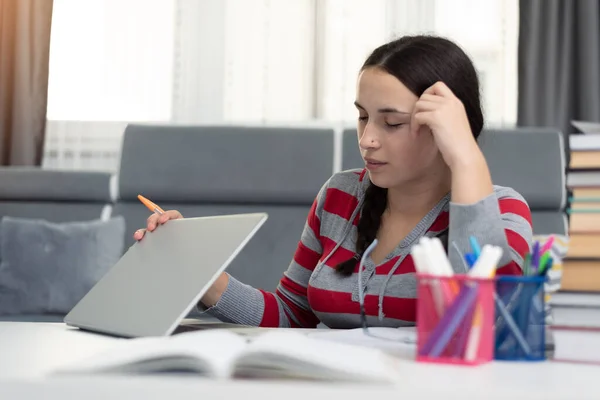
[134,35,532,329]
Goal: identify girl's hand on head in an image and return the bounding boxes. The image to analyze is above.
[411,81,480,169]
[133,209,184,241]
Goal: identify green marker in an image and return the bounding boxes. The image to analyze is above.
[538,257,553,276]
[523,253,532,275]
[538,252,550,274]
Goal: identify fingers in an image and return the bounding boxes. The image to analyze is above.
[413,100,438,113]
[161,209,183,222]
[411,111,435,135]
[418,93,444,103]
[422,81,453,97]
[146,213,161,231]
[157,212,170,224]
[133,228,146,241]
[142,209,183,237]
[413,111,435,125]
[411,97,438,135]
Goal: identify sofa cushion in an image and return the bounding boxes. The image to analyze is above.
[0,216,126,316]
[341,128,362,171]
[117,124,334,204]
[0,167,113,202]
[531,211,568,236]
[478,128,566,211]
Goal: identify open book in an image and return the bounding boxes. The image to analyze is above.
[53,329,403,383]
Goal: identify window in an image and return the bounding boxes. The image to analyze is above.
[45,0,518,171]
[316,0,518,126]
[315,0,389,123]
[47,0,175,121]
[432,0,519,126]
[45,0,175,170]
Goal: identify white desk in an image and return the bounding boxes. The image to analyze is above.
[1,321,599,399]
[0,322,124,380]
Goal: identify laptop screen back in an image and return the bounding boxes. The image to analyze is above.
[64,213,267,337]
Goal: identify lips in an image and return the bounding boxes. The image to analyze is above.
[364,158,387,171]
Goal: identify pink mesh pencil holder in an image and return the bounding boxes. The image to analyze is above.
[416,273,495,366]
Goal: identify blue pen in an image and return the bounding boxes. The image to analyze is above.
[469,236,481,259]
[465,253,477,269]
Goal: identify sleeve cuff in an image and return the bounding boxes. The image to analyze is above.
[205,274,265,326]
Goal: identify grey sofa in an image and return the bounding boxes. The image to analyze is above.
[0,124,566,322]
[112,124,334,291]
[0,169,115,322]
[0,124,334,322]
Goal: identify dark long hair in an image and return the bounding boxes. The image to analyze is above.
[335,35,484,276]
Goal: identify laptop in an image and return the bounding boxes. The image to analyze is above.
[64,212,268,338]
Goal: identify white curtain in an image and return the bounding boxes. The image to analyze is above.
[45,0,518,171]
[431,0,519,126]
[313,0,518,126]
[315,0,389,123]
[222,0,316,123]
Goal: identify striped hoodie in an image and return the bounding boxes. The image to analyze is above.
[207,168,533,329]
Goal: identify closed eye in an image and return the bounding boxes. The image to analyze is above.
[386,122,405,128]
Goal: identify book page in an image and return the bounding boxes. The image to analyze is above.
[306,327,416,358]
[552,329,600,365]
[53,330,247,378]
[569,133,600,151]
[232,330,403,383]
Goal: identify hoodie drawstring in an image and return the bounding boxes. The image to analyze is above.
[377,254,405,321]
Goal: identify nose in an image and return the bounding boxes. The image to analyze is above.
[358,123,380,150]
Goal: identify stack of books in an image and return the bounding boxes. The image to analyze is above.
[564,121,600,292]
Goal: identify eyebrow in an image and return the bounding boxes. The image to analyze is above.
[354,101,411,115]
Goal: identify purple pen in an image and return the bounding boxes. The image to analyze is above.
[419,284,479,357]
[530,241,540,273]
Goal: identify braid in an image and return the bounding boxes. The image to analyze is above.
[335,183,388,276]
